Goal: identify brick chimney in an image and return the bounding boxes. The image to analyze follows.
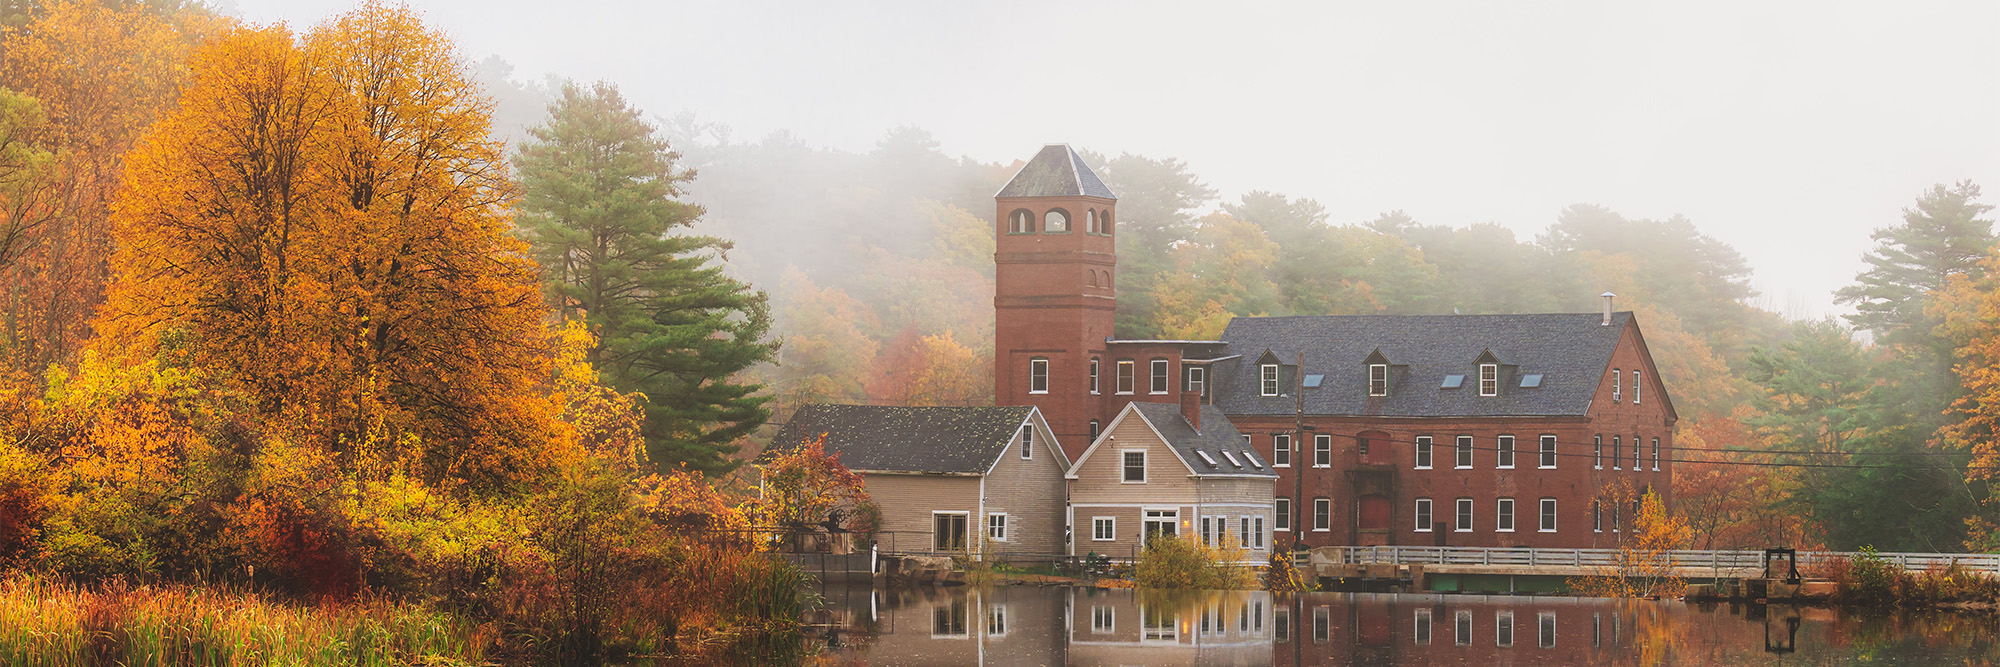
[1180,390,1202,430]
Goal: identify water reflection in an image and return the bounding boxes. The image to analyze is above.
[805,586,2000,666]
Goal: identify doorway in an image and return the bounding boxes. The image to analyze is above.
[934,512,967,552]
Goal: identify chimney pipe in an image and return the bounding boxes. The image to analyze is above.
[1601,291,1616,326]
[1180,389,1202,430]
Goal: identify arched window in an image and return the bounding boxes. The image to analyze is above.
[1044,208,1070,233]
[1103,272,1112,290]
[1086,209,1099,235]
[1102,211,1113,236]
[1008,209,1035,234]
[1087,270,1098,288]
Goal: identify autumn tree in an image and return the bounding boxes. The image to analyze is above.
[1934,246,2000,550]
[1838,181,1994,345]
[99,4,571,490]
[515,81,776,476]
[865,327,989,406]
[753,433,868,533]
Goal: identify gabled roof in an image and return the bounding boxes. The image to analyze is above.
[1213,312,1651,418]
[995,144,1117,199]
[1068,402,1277,479]
[771,404,1044,474]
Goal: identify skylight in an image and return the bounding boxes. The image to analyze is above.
[1441,374,1465,389]
[1519,373,1544,388]
[1244,451,1266,469]
[1222,451,1243,468]
[1195,450,1218,467]
[1302,374,1324,388]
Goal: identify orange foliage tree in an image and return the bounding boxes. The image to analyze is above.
[751,433,869,533]
[866,326,990,406]
[96,2,567,490]
[1936,248,2000,551]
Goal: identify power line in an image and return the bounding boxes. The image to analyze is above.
[1254,429,2000,472]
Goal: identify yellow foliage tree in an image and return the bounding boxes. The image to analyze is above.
[1575,482,1692,598]
[1936,249,2000,550]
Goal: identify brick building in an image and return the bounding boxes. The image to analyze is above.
[992,144,1676,550]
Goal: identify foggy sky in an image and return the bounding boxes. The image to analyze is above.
[234,0,2000,318]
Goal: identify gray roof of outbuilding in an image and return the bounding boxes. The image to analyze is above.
[1128,402,1277,478]
[772,404,1035,474]
[995,144,1118,199]
[1211,312,1642,418]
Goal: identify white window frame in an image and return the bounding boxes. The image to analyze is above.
[1273,434,1291,467]
[1414,608,1433,646]
[1479,363,1498,396]
[1019,424,1033,460]
[1414,498,1433,532]
[1594,434,1603,470]
[1120,450,1147,484]
[1089,357,1100,394]
[1539,611,1557,649]
[1028,357,1049,394]
[1368,363,1388,396]
[1313,498,1331,532]
[1539,435,1558,469]
[1634,433,1643,470]
[1593,500,1602,533]
[1091,605,1115,633]
[988,512,1008,542]
[1455,435,1473,469]
[1222,451,1243,468]
[1092,517,1116,541]
[1455,498,1473,532]
[1496,435,1515,469]
[1275,497,1292,531]
[1496,498,1515,532]
[1254,516,1266,549]
[1415,436,1433,469]
[1612,435,1622,470]
[1496,611,1515,647]
[1186,365,1206,394]
[1652,437,1661,471]
[987,603,1009,637]
[1149,358,1170,394]
[1116,360,1135,395]
[1261,364,1279,396]
[1612,369,1621,402]
[1633,369,1641,404]
[1314,434,1332,468]
[1239,514,1253,546]
[1540,498,1558,532]
[1454,610,1472,646]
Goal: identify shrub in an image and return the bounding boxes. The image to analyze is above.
[1134,535,1255,590]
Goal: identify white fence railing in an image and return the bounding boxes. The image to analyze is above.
[1325,546,2000,575]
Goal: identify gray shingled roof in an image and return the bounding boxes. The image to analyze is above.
[773,404,1035,474]
[1128,402,1277,478]
[1211,312,1644,418]
[995,144,1118,199]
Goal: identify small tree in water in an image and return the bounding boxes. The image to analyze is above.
[1134,534,1254,590]
[1573,483,1691,598]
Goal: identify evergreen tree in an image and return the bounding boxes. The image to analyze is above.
[1836,181,1994,344]
[516,81,776,476]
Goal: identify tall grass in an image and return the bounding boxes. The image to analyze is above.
[0,575,491,666]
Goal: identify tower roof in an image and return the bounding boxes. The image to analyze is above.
[995,144,1117,199]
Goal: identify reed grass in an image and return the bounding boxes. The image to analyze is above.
[0,575,491,666]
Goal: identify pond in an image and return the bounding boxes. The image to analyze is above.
[794,585,2000,666]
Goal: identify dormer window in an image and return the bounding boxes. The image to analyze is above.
[1368,364,1388,396]
[1479,363,1498,397]
[1008,209,1035,234]
[1261,364,1280,397]
[1044,208,1070,233]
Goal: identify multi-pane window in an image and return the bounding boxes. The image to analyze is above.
[1029,358,1048,394]
[1089,357,1100,394]
[1150,358,1169,394]
[1415,436,1433,469]
[1313,498,1331,531]
[1454,611,1472,646]
[1592,500,1602,532]
[1092,605,1114,633]
[1122,451,1146,483]
[1116,360,1135,394]
[1479,363,1498,396]
[1496,498,1515,532]
[1633,434,1642,470]
[1540,498,1558,532]
[1275,497,1292,530]
[1239,515,1253,547]
[1414,498,1433,531]
[1093,517,1115,541]
[1186,366,1206,394]
[1539,435,1558,469]
[1613,369,1622,402]
[1254,516,1265,549]
[1414,609,1433,645]
[1633,370,1642,404]
[1200,516,1218,546]
[1368,364,1388,396]
[1594,434,1604,469]
[1455,435,1473,469]
[1652,437,1661,470]
[1612,435,1622,470]
[1314,434,1332,467]
[988,513,1007,541]
[1273,434,1291,467]
[1019,425,1033,459]
[1497,435,1515,469]
[1455,498,1474,532]
[1497,611,1515,647]
[1261,364,1280,396]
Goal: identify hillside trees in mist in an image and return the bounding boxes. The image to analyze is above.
[515,81,776,476]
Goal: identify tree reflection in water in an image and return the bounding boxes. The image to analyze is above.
[779,585,2000,666]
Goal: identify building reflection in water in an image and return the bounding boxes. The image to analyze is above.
[806,585,2000,666]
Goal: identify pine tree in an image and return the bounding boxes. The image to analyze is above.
[516,81,776,476]
[1836,181,1995,344]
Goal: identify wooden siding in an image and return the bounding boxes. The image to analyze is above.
[982,415,1070,561]
[865,473,980,553]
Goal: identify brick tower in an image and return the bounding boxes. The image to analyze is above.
[993,145,1118,460]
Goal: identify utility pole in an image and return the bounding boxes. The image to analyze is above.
[1292,351,1307,553]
